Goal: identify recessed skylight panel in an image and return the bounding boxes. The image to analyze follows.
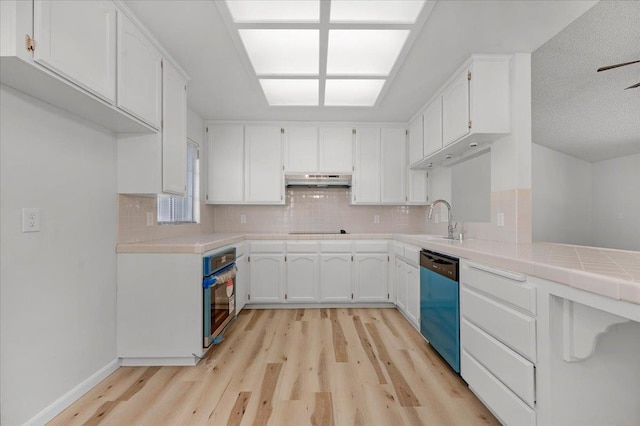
[326,30,409,76]
[324,79,385,106]
[239,29,319,75]
[330,0,425,23]
[260,79,319,105]
[226,0,320,23]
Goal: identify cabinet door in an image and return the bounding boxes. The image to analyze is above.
[207,126,244,203]
[249,254,284,302]
[354,128,381,203]
[284,127,318,172]
[355,254,388,302]
[407,169,429,204]
[117,12,162,128]
[235,254,248,312]
[34,0,116,103]
[319,127,353,173]
[442,69,470,146]
[423,98,443,156]
[381,128,406,204]
[395,259,408,312]
[320,254,353,302]
[286,254,318,302]
[245,126,283,204]
[162,61,187,195]
[408,117,423,165]
[406,264,420,328]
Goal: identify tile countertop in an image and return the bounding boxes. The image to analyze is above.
[116,233,640,305]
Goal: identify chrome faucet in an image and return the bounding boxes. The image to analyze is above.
[428,199,457,239]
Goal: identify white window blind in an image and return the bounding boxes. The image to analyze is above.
[158,139,200,224]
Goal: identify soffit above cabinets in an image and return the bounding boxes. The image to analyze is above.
[215,0,432,107]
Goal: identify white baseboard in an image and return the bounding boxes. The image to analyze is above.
[24,358,121,426]
[120,356,198,367]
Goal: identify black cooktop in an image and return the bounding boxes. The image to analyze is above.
[289,230,348,235]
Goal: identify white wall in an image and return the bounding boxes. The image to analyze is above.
[452,151,491,222]
[532,143,593,245]
[591,153,640,251]
[0,86,118,425]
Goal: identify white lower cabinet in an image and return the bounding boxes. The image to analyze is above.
[406,263,420,327]
[234,245,248,313]
[248,254,285,303]
[460,259,537,426]
[393,244,420,330]
[354,253,389,302]
[320,253,353,302]
[395,258,408,312]
[286,253,319,302]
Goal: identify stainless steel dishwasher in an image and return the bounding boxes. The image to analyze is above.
[420,250,460,373]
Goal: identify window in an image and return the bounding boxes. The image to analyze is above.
[157,139,200,224]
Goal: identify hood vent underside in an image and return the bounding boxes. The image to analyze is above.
[285,174,352,188]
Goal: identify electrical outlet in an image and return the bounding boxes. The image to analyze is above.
[22,208,41,232]
[497,212,505,227]
[374,215,380,224]
[240,214,247,224]
[146,212,154,226]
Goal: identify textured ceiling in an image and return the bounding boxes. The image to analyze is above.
[124,0,598,123]
[532,0,640,163]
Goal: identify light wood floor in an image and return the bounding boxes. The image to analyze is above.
[49,308,499,425]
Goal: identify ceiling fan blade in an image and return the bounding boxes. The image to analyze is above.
[624,82,640,90]
[597,60,640,72]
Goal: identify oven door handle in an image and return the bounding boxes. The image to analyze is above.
[203,264,237,289]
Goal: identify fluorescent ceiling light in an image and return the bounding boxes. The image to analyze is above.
[330,0,425,23]
[239,29,319,75]
[324,79,385,106]
[226,0,320,23]
[327,30,409,76]
[260,79,319,105]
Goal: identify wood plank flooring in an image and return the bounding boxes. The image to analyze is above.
[49,308,499,426]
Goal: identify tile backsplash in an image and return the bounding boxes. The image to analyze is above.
[213,188,428,234]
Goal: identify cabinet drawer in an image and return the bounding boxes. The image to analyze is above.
[250,241,286,253]
[404,245,421,266]
[462,261,535,314]
[354,240,389,253]
[286,241,319,253]
[234,243,247,257]
[461,319,535,407]
[461,286,536,362]
[320,241,352,253]
[462,350,536,426]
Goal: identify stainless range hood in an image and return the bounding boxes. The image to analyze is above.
[285,174,352,188]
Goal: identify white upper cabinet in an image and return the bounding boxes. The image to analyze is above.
[423,98,443,156]
[245,126,284,204]
[161,60,187,195]
[354,128,381,203]
[442,69,470,146]
[319,127,353,173]
[408,116,423,166]
[381,128,406,204]
[34,0,117,103]
[206,126,245,204]
[284,127,318,173]
[117,12,162,129]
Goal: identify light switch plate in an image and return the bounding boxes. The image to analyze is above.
[22,208,41,232]
[374,215,380,224]
[497,212,505,227]
[240,214,247,224]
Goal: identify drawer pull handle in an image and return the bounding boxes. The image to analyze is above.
[466,261,526,282]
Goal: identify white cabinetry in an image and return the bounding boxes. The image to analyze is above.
[422,98,443,156]
[353,127,406,205]
[117,60,188,196]
[320,254,353,302]
[206,125,245,203]
[442,69,470,146]
[245,126,284,204]
[354,128,381,203]
[117,12,162,129]
[408,115,423,166]
[355,254,389,302]
[249,254,285,303]
[393,243,421,330]
[406,263,420,327]
[34,0,117,103]
[284,127,318,173]
[460,260,536,426]
[285,241,319,302]
[161,60,187,195]
[234,243,248,312]
[381,128,407,204]
[319,127,353,173]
